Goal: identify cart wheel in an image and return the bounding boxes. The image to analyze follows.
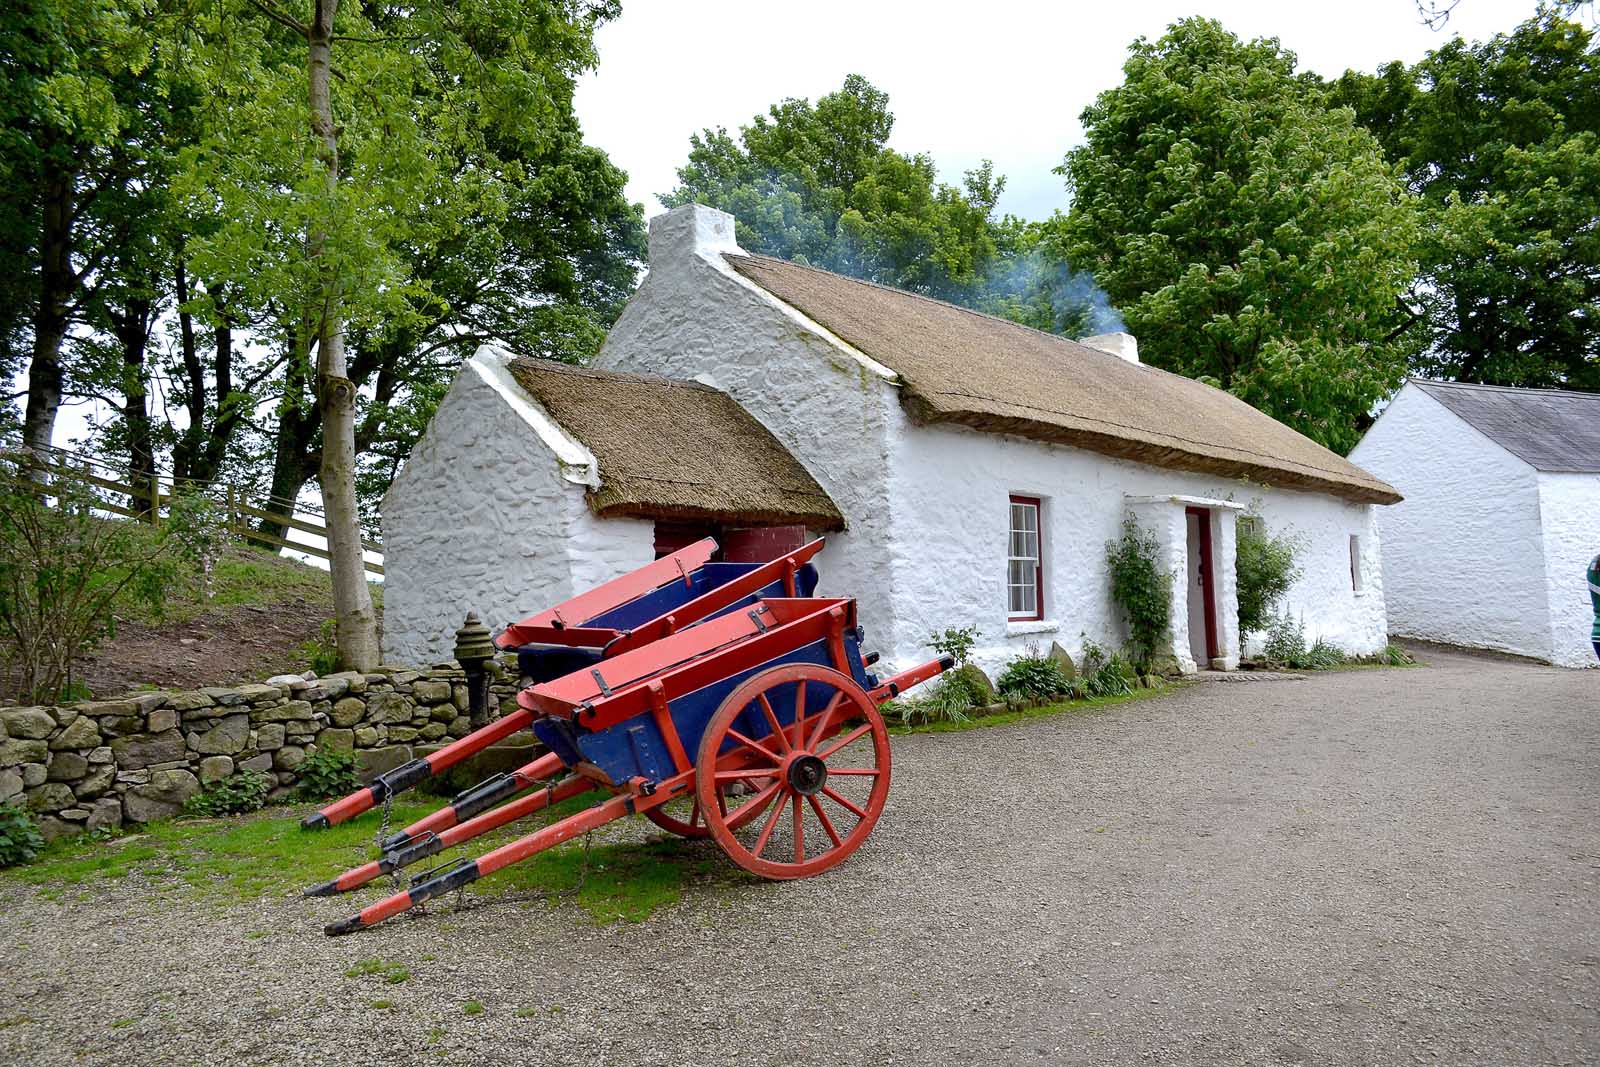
[696,663,890,879]
[643,779,761,839]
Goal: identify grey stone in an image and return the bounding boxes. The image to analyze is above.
[198,755,234,784]
[26,782,75,812]
[250,699,313,723]
[87,745,113,764]
[412,680,451,704]
[47,751,88,781]
[35,815,77,842]
[238,753,273,773]
[255,722,285,750]
[301,687,330,702]
[418,722,448,741]
[430,703,458,723]
[98,715,145,737]
[73,763,115,800]
[355,746,412,781]
[50,714,101,750]
[266,674,313,692]
[325,670,368,695]
[115,769,151,786]
[200,686,246,706]
[110,730,186,769]
[1,708,55,740]
[86,797,122,833]
[329,697,366,727]
[452,684,469,712]
[353,726,381,747]
[72,699,138,718]
[48,707,78,727]
[318,675,351,699]
[318,728,354,754]
[123,769,200,822]
[193,715,249,756]
[235,683,287,703]
[0,738,49,767]
[387,726,419,744]
[448,716,472,738]
[126,692,169,714]
[146,708,178,733]
[21,762,47,787]
[364,693,411,724]
[166,690,215,712]
[273,745,306,771]
[1048,642,1078,679]
[58,807,90,821]
[0,767,21,802]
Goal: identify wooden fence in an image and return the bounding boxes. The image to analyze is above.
[14,443,385,577]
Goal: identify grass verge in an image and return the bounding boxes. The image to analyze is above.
[888,684,1172,735]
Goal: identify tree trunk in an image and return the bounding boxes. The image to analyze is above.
[308,0,379,671]
[110,296,157,518]
[24,164,75,460]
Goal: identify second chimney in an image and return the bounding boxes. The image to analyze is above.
[1079,331,1140,364]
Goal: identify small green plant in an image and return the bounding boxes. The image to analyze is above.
[463,1001,484,1016]
[1377,643,1415,666]
[995,644,1071,702]
[1067,640,1135,698]
[183,770,273,817]
[927,625,979,666]
[1261,613,1347,670]
[1236,516,1302,634]
[165,492,235,601]
[896,676,976,726]
[294,748,360,801]
[1105,514,1173,674]
[0,802,45,868]
[299,618,340,676]
[345,958,410,984]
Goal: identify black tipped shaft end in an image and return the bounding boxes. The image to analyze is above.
[379,831,411,852]
[301,811,331,831]
[325,915,365,937]
[303,878,340,898]
[938,654,956,671]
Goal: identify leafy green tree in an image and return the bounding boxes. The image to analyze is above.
[664,75,1007,304]
[1332,10,1600,390]
[1057,19,1421,452]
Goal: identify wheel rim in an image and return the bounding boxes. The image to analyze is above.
[696,662,890,879]
[643,778,763,839]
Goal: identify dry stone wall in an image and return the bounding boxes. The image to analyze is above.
[0,666,524,840]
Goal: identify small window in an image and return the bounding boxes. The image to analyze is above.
[1008,496,1044,620]
[1349,534,1364,593]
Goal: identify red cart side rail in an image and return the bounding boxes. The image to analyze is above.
[495,538,717,650]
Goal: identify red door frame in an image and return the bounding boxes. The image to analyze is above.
[1186,506,1219,664]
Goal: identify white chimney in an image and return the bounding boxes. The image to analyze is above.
[647,203,741,270]
[1079,331,1140,364]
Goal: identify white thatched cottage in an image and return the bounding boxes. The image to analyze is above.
[385,204,1400,676]
[1351,380,1600,668]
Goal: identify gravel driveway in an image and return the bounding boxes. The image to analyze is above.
[3,646,1597,1066]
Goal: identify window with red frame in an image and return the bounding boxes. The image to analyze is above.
[1007,495,1043,620]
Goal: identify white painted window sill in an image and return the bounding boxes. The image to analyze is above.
[1006,619,1060,637]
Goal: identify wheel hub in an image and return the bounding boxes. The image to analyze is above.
[785,752,828,796]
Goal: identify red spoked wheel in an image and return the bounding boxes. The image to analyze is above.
[643,778,763,839]
[696,662,890,879]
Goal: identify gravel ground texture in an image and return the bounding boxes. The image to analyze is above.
[2,645,1597,1067]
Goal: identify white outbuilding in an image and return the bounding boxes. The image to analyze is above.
[385,204,1401,677]
[1351,379,1600,668]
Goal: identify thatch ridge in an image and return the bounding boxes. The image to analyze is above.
[726,252,1401,505]
[505,357,844,529]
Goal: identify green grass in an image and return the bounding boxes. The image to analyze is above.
[888,684,1170,735]
[124,544,382,625]
[3,788,731,924]
[344,958,410,984]
[463,1001,484,1016]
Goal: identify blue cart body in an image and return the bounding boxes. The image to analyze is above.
[532,629,870,787]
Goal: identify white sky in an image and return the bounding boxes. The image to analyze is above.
[574,0,1540,222]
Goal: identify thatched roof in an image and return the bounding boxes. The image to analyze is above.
[506,358,843,530]
[1414,380,1600,473]
[726,253,1401,505]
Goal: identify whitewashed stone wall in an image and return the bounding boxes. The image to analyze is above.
[1352,384,1555,661]
[382,350,653,664]
[1537,472,1600,668]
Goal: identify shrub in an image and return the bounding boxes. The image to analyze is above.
[0,801,46,867]
[996,645,1072,702]
[1376,643,1415,666]
[183,770,274,817]
[928,625,979,667]
[165,492,235,602]
[1105,514,1172,674]
[299,619,339,676]
[1067,639,1135,698]
[0,457,185,702]
[1236,517,1301,634]
[1262,613,1347,670]
[294,748,360,800]
[895,676,976,726]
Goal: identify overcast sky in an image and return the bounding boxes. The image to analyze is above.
[574,0,1541,223]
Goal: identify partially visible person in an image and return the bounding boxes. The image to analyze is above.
[1591,551,1600,663]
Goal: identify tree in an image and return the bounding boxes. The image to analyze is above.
[664,75,1009,304]
[1057,18,1421,453]
[1333,10,1600,390]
